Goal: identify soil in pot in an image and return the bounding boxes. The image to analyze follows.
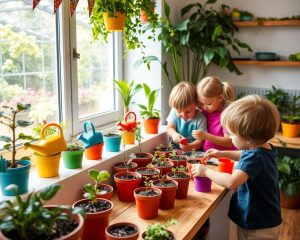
[113,162,138,173]
[136,188,160,196]
[168,155,188,167]
[132,153,153,167]
[76,199,112,213]
[106,223,139,239]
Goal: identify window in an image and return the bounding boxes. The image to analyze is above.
[0,0,122,147]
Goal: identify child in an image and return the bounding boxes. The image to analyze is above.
[167,81,207,151]
[192,76,235,151]
[192,95,282,240]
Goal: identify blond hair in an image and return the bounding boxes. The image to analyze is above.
[221,95,280,144]
[197,76,235,104]
[169,82,198,110]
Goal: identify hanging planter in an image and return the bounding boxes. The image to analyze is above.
[103,12,126,31]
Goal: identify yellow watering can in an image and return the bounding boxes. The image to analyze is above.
[24,123,67,156]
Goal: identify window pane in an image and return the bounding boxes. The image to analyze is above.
[0,0,59,148]
[76,2,115,118]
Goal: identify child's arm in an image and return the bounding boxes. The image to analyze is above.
[192,130,233,147]
[192,164,249,190]
[205,148,242,161]
[167,123,183,144]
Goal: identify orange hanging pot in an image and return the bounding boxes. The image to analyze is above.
[103,11,125,31]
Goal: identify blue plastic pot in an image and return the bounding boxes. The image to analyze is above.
[103,134,121,152]
[0,160,31,196]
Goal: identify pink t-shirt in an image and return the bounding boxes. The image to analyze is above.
[202,110,236,151]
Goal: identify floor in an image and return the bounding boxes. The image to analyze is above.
[279,207,300,240]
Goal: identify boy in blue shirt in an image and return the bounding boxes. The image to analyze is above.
[192,95,282,240]
[167,81,207,151]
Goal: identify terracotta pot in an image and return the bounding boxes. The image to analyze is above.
[167,171,190,199]
[280,191,300,209]
[0,205,84,240]
[168,155,188,168]
[106,222,139,240]
[143,118,160,134]
[134,187,162,219]
[136,167,160,186]
[132,152,153,167]
[112,161,138,174]
[103,11,125,31]
[73,198,113,240]
[152,179,178,210]
[85,143,104,160]
[218,158,234,174]
[151,161,174,176]
[281,122,299,138]
[83,183,113,200]
[114,171,142,202]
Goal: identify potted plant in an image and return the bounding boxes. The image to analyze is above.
[106,222,139,240]
[130,124,154,167]
[281,95,300,138]
[103,131,122,152]
[84,169,113,200]
[154,143,174,157]
[90,0,159,52]
[114,145,142,202]
[151,151,174,176]
[142,219,177,240]
[264,85,288,118]
[114,80,142,114]
[168,149,189,167]
[117,111,139,145]
[0,184,85,239]
[0,103,34,196]
[136,164,160,186]
[277,155,300,209]
[134,178,162,219]
[138,83,162,134]
[166,166,190,199]
[73,179,113,240]
[62,141,85,169]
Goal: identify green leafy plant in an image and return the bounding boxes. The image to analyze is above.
[264,85,288,116]
[83,169,110,203]
[138,83,162,119]
[114,80,142,114]
[0,184,85,240]
[282,95,300,124]
[90,0,159,53]
[143,219,177,240]
[66,142,84,152]
[0,103,35,168]
[277,155,300,197]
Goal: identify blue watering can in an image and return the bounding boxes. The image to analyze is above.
[77,121,103,149]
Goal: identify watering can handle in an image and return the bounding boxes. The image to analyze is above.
[83,121,96,134]
[124,111,136,122]
[41,123,63,140]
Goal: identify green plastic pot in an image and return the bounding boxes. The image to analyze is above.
[62,149,84,169]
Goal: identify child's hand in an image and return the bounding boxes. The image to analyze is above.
[192,130,207,140]
[191,164,207,177]
[205,148,221,158]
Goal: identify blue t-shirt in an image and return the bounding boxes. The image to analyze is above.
[228,146,282,229]
[166,108,207,148]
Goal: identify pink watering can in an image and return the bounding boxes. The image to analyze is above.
[23,123,67,156]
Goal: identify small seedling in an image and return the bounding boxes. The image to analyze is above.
[144,219,177,240]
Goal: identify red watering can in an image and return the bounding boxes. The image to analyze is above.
[117,111,137,132]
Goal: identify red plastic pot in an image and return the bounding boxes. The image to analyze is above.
[112,161,138,174]
[132,152,153,167]
[166,171,190,199]
[218,158,234,174]
[152,179,178,210]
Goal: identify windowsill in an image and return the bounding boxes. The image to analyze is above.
[0,126,168,204]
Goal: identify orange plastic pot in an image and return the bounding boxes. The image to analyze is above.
[85,143,103,160]
[132,152,153,167]
[114,171,142,202]
[143,118,160,134]
[121,131,135,145]
[103,12,125,31]
[134,187,162,219]
[34,152,60,178]
[281,122,299,138]
[136,167,160,186]
[218,158,234,174]
[152,179,178,210]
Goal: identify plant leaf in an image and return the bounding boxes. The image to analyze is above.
[17,120,33,127]
[40,184,61,201]
[0,136,12,143]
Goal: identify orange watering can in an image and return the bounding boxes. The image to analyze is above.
[23,123,67,156]
[117,111,137,132]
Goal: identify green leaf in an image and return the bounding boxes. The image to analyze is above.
[212,25,222,41]
[137,104,147,111]
[0,111,5,117]
[40,184,61,201]
[175,19,189,31]
[164,0,170,18]
[206,0,217,4]
[18,133,35,140]
[204,50,215,65]
[0,136,12,143]
[3,143,11,150]
[17,103,31,111]
[88,169,99,181]
[134,56,159,69]
[17,120,33,127]
[181,4,195,17]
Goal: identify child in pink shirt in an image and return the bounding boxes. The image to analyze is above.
[192,76,236,151]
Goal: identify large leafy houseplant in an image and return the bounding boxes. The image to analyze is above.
[138,0,252,86]
[0,184,85,240]
[90,0,159,52]
[265,85,288,116]
[281,95,300,124]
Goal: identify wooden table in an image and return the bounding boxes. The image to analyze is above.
[109,176,228,240]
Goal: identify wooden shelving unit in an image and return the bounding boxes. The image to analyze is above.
[270,132,300,149]
[235,20,300,27]
[233,60,300,67]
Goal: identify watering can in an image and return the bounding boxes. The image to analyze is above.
[77,121,103,149]
[23,123,67,156]
[117,111,137,132]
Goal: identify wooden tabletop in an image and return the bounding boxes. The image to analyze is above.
[109,173,228,240]
[270,132,300,149]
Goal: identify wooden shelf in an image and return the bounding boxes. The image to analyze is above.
[233,60,300,67]
[235,20,300,27]
[270,132,300,149]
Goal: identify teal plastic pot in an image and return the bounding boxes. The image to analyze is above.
[103,134,121,152]
[0,160,31,196]
[62,149,84,169]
